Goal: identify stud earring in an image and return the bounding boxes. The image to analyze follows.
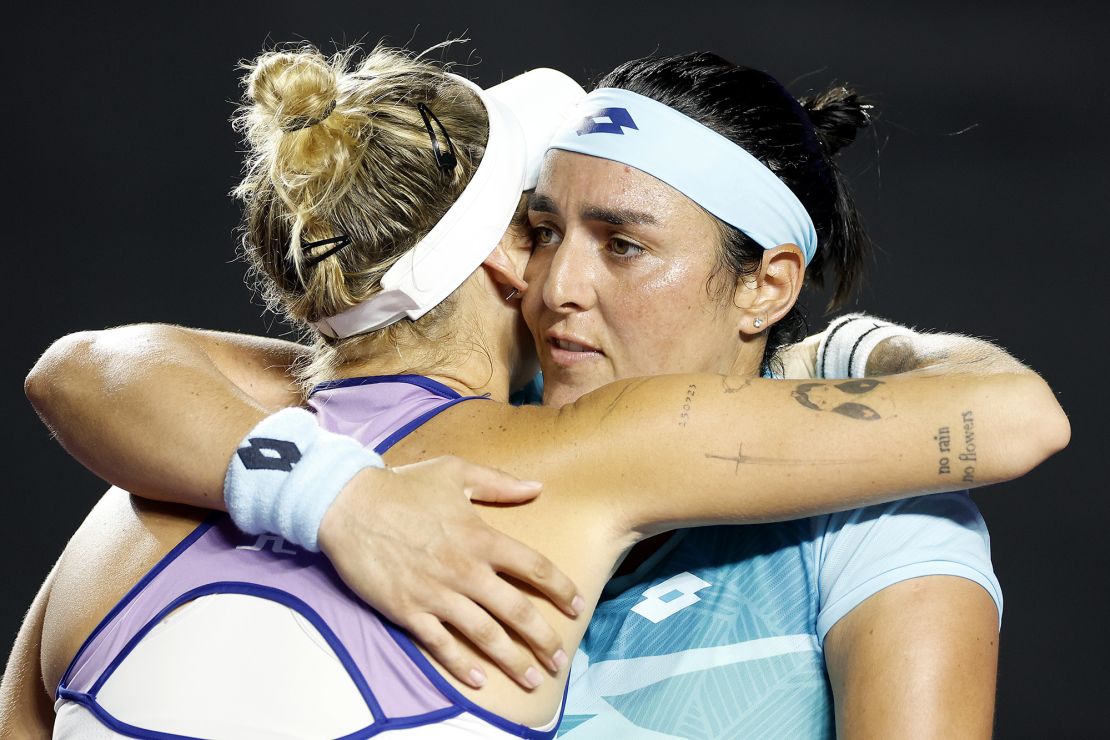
[753,318,764,329]
[505,288,519,301]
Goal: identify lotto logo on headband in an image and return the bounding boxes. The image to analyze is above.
[576,107,639,136]
[550,87,818,262]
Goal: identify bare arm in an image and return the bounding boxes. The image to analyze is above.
[25,324,305,508]
[553,334,1068,537]
[825,576,998,739]
[0,567,57,739]
[25,322,1067,692]
[24,325,581,690]
[781,316,1033,380]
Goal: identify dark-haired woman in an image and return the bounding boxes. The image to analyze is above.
[10,48,1065,738]
[535,55,1009,738]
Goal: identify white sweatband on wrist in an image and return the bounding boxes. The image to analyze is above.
[817,314,917,379]
[224,407,384,552]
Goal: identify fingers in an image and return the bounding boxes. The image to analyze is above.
[454,457,543,504]
[471,574,570,675]
[437,596,547,691]
[490,536,585,619]
[405,613,488,689]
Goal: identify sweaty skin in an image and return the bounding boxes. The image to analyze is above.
[525,156,761,408]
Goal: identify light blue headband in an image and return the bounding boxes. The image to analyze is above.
[547,87,818,264]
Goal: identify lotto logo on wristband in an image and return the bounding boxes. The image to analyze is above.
[237,437,302,472]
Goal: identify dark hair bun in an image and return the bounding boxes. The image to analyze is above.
[800,86,873,156]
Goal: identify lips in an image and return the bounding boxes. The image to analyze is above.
[552,337,596,353]
[545,332,603,367]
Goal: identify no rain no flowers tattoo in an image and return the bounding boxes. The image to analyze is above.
[936,409,977,483]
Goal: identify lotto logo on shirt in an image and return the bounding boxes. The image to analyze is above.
[631,572,712,624]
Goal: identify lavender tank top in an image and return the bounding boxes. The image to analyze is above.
[56,375,563,739]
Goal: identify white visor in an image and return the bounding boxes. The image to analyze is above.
[311,69,586,339]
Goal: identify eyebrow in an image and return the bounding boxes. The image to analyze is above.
[582,205,658,227]
[528,193,658,227]
[527,193,560,215]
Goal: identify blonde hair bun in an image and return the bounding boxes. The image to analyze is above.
[244,49,340,137]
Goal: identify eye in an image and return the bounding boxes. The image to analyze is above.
[607,237,645,260]
[531,225,561,250]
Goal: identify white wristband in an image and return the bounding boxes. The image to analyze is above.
[224,407,384,552]
[817,314,917,379]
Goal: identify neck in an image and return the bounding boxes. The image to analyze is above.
[334,291,518,402]
[725,333,768,378]
[343,351,512,401]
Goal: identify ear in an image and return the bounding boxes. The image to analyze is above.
[482,243,529,296]
[735,243,805,336]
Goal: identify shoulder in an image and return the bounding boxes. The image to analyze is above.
[42,488,205,688]
[814,493,1001,642]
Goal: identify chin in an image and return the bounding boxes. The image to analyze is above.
[542,385,582,408]
[539,359,615,407]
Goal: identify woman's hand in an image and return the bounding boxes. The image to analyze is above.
[778,331,823,379]
[318,457,581,691]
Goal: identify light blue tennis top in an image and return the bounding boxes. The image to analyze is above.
[557,494,1000,738]
[505,370,1002,738]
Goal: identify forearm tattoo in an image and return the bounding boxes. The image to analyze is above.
[705,444,869,475]
[791,379,884,420]
[678,384,697,427]
[722,376,754,394]
[936,410,976,481]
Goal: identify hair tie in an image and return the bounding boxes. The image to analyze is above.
[282,100,337,133]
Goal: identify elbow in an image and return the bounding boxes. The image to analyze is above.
[25,330,101,423]
[26,324,178,428]
[1037,392,1071,461]
[1007,375,1071,479]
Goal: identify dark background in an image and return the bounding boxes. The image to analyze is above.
[5,1,1106,735]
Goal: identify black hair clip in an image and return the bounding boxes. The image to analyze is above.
[302,234,353,267]
[282,234,353,287]
[417,102,458,173]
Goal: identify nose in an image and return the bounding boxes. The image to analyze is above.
[541,230,597,314]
